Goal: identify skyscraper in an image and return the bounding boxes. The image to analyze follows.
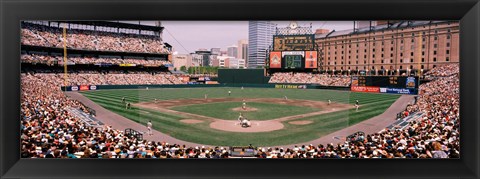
[237,39,248,60]
[248,21,276,68]
[227,45,238,58]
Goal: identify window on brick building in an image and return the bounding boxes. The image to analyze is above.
[434,51,437,55]
[433,57,437,62]
[447,43,450,47]
[446,50,450,54]
[446,57,450,61]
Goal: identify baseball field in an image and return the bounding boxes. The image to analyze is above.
[80,87,400,146]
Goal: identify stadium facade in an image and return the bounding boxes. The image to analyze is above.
[248,21,276,68]
[315,21,459,74]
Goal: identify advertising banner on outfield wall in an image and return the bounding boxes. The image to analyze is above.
[350,86,380,93]
[275,84,307,89]
[305,51,318,68]
[79,85,90,91]
[269,52,282,68]
[380,87,415,94]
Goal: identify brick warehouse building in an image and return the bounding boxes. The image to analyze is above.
[315,21,459,75]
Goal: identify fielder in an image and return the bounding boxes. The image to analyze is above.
[204,94,208,100]
[147,120,153,136]
[328,99,331,105]
[355,100,359,111]
[284,95,288,100]
[122,97,125,103]
[228,90,232,96]
[154,98,158,103]
[126,102,131,109]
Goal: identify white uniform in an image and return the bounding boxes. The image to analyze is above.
[147,121,153,135]
[242,102,247,109]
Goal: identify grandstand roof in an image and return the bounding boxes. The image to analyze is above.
[52,21,163,32]
[315,21,455,39]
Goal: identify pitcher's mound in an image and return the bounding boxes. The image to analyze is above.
[288,120,313,125]
[210,120,284,133]
[231,107,258,112]
[180,119,204,124]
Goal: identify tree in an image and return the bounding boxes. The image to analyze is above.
[180,66,186,72]
[174,67,177,71]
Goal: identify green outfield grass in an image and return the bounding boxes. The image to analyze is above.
[80,87,400,146]
[171,102,319,120]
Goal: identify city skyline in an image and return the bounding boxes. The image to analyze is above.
[128,21,355,54]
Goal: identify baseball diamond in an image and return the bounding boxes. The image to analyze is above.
[77,87,401,146]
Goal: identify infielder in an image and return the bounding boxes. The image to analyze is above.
[355,100,359,111]
[284,95,288,100]
[328,99,331,105]
[228,90,231,96]
[204,94,208,100]
[147,120,153,136]
[154,98,158,103]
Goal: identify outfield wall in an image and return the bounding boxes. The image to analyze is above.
[60,83,350,91]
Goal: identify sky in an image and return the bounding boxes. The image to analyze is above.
[121,21,355,54]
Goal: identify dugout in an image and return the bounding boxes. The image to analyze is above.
[218,69,270,84]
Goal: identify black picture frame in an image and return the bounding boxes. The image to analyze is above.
[1,0,479,178]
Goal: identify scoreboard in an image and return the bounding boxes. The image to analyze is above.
[284,55,302,69]
[352,76,419,89]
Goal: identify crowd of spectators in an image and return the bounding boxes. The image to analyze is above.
[269,72,352,87]
[424,63,459,77]
[21,54,172,66]
[20,62,460,158]
[26,72,184,86]
[21,23,170,54]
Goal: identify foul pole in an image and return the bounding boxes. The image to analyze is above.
[63,24,68,91]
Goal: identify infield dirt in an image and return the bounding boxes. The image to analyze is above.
[134,98,353,133]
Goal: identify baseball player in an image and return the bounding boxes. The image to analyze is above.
[154,98,158,103]
[328,99,331,105]
[241,86,244,90]
[147,120,153,136]
[204,94,208,100]
[284,95,288,100]
[122,97,125,103]
[125,102,129,109]
[238,113,244,123]
[228,90,232,96]
[355,100,359,111]
[242,99,247,110]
